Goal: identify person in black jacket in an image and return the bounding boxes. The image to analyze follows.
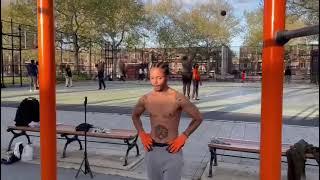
[27,60,38,92]
[95,63,106,90]
[286,139,319,180]
[65,64,73,87]
[181,56,192,99]
[284,66,292,84]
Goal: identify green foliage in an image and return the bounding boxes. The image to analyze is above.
[124,31,142,49]
[146,0,240,49]
[287,0,319,25]
[91,0,146,47]
[243,8,263,47]
[242,3,317,47]
[3,0,37,26]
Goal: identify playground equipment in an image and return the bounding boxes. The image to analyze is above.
[260,1,318,180]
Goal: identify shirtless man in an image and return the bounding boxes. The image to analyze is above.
[132,62,203,180]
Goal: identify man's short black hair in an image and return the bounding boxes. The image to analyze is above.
[182,56,188,61]
[31,60,35,64]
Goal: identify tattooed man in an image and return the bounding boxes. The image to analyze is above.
[132,62,203,180]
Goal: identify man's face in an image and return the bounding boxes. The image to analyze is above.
[150,68,167,92]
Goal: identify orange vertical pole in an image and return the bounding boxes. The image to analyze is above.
[37,0,57,180]
[260,0,286,180]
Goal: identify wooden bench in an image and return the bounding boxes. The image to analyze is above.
[7,125,139,166]
[207,137,316,177]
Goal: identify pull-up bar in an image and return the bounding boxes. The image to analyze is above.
[276,25,319,45]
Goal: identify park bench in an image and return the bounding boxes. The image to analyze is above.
[207,137,317,177]
[6,124,139,166]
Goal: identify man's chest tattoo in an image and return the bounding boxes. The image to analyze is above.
[155,124,168,140]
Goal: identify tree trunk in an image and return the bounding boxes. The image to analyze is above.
[112,43,117,79]
[74,34,80,75]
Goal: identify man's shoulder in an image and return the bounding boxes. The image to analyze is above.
[140,92,152,100]
[168,88,185,100]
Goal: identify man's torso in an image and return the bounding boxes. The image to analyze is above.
[144,88,182,143]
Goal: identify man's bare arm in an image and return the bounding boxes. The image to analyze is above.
[132,95,147,132]
[177,94,203,137]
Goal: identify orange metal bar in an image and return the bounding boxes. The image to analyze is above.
[260,0,286,180]
[37,0,57,180]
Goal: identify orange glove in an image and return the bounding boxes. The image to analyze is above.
[139,131,153,151]
[167,133,188,153]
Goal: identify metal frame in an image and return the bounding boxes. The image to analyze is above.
[1,20,23,87]
[6,128,32,151]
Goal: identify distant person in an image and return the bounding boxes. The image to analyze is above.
[35,61,39,89]
[138,67,144,81]
[65,64,73,87]
[192,63,201,100]
[27,60,38,92]
[284,66,292,83]
[181,56,192,99]
[95,63,106,90]
[120,70,126,81]
[119,60,126,81]
[241,70,246,83]
[144,67,148,81]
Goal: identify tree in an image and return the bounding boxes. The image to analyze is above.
[287,0,319,25]
[242,5,315,47]
[55,0,96,74]
[190,1,241,47]
[146,0,241,62]
[3,0,37,26]
[145,0,183,49]
[243,8,263,47]
[92,0,146,77]
[1,0,37,47]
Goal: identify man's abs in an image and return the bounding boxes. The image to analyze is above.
[150,117,180,144]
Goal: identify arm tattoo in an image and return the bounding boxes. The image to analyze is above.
[155,124,168,140]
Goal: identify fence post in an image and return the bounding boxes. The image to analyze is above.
[11,19,14,85]
[1,21,5,88]
[19,25,22,87]
[89,40,92,76]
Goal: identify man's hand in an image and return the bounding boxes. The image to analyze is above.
[167,134,188,153]
[139,131,153,151]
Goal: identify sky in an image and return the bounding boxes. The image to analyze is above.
[1,0,261,48]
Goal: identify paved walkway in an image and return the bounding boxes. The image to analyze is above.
[1,162,138,180]
[1,81,319,126]
[1,81,319,179]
